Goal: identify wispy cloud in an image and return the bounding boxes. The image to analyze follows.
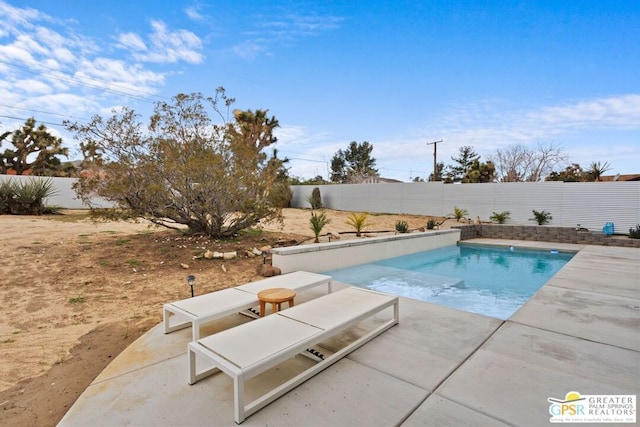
[185,4,206,22]
[428,94,640,151]
[117,32,147,51]
[230,13,342,59]
[0,1,175,149]
[119,20,204,64]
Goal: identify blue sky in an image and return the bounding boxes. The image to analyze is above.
[0,0,638,181]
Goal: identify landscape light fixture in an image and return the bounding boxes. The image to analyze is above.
[262,251,268,264]
[187,274,196,297]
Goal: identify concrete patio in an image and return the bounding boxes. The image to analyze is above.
[58,240,639,426]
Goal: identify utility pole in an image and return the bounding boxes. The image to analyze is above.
[426,139,443,181]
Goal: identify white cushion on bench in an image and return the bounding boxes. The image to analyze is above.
[188,286,399,424]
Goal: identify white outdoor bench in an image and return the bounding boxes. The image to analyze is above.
[163,271,333,342]
[187,286,399,424]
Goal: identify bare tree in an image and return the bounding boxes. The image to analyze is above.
[490,142,568,182]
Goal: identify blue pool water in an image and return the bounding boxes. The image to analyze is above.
[325,244,574,319]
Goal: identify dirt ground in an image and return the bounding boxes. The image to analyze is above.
[0,208,447,426]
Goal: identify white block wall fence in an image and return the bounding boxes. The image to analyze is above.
[3,174,638,233]
[291,181,640,233]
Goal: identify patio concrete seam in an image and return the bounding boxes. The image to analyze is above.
[395,391,434,426]
[430,391,518,427]
[88,351,186,387]
[505,319,640,353]
[543,282,640,300]
[424,318,506,393]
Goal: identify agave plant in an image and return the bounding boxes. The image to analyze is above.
[309,211,330,243]
[395,219,409,233]
[346,212,370,237]
[426,217,437,230]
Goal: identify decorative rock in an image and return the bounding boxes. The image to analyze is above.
[213,252,224,259]
[330,231,341,240]
[246,250,256,258]
[256,264,281,277]
[203,250,214,259]
[180,263,189,269]
[258,245,272,253]
[221,264,227,272]
[251,247,262,256]
[223,251,237,260]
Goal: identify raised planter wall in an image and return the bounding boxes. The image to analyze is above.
[271,229,460,274]
[454,224,640,248]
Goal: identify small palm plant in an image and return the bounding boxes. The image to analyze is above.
[489,211,511,224]
[451,206,468,222]
[530,209,552,225]
[310,211,330,243]
[346,212,370,237]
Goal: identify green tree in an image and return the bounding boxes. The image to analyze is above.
[466,159,496,183]
[264,148,292,207]
[0,118,69,176]
[545,164,586,182]
[445,146,479,182]
[65,90,287,238]
[330,141,378,183]
[428,162,445,182]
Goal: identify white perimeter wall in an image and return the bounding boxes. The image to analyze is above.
[4,175,638,233]
[292,182,640,232]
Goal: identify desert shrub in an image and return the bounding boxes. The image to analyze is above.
[530,209,552,225]
[268,182,293,208]
[451,206,468,222]
[395,219,409,233]
[309,211,330,243]
[0,179,16,214]
[490,211,511,224]
[0,177,57,215]
[426,217,437,230]
[346,212,370,237]
[629,224,640,239]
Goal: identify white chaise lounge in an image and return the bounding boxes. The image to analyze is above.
[187,286,399,424]
[163,271,332,342]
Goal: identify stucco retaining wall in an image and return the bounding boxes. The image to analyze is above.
[271,229,460,273]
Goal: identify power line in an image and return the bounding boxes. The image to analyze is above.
[0,103,90,122]
[0,59,166,104]
[0,114,64,128]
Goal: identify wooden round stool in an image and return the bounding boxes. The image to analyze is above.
[257,288,296,317]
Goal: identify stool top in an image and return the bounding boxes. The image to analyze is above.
[257,287,296,303]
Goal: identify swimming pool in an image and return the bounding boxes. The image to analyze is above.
[324,244,574,319]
